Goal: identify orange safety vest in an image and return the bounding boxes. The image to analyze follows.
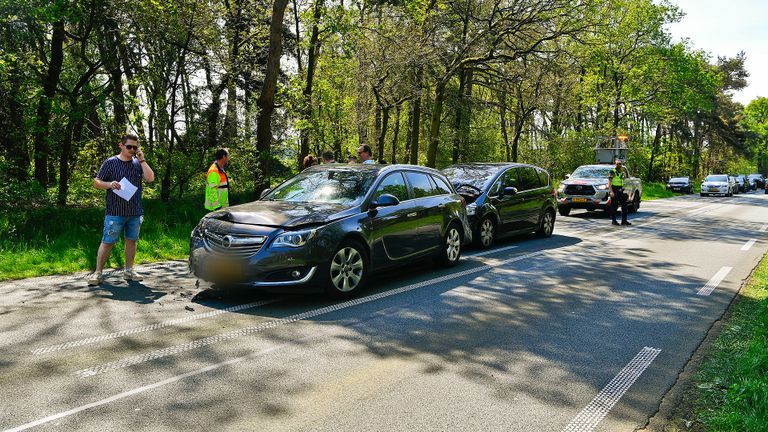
[205,162,230,210]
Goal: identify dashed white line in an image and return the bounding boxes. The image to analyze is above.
[760,224,768,233]
[696,266,732,296]
[74,250,548,378]
[467,244,518,257]
[31,298,282,355]
[562,347,662,432]
[741,239,757,251]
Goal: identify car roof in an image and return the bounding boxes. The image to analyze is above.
[303,163,445,177]
[442,162,543,170]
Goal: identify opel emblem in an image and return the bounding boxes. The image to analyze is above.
[222,235,233,248]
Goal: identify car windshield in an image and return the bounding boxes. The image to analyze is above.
[748,174,763,179]
[441,165,498,190]
[264,169,376,204]
[705,175,728,182]
[570,166,614,179]
[669,177,688,182]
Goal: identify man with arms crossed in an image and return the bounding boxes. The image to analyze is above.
[88,133,155,285]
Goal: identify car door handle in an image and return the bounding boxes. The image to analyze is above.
[407,212,418,217]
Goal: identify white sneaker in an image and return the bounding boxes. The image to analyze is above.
[124,269,144,281]
[87,272,103,286]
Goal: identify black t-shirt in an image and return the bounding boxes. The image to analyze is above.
[96,156,144,216]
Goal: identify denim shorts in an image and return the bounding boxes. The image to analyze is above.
[102,215,144,244]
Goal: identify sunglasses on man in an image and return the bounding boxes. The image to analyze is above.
[124,144,139,150]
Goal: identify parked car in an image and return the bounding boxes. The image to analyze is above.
[734,174,748,193]
[556,164,642,216]
[728,176,740,194]
[189,164,472,297]
[666,176,694,194]
[700,174,732,197]
[441,163,557,248]
[748,173,765,190]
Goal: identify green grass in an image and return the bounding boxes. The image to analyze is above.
[0,193,251,281]
[642,181,680,200]
[682,255,768,431]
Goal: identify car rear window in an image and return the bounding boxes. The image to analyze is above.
[431,175,453,195]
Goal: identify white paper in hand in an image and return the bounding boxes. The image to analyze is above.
[113,177,138,201]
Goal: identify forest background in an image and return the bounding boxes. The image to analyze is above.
[2,0,768,274]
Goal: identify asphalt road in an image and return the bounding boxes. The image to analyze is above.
[2,191,767,431]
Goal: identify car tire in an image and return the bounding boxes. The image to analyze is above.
[629,194,640,213]
[475,216,496,249]
[700,193,707,197]
[536,209,556,238]
[437,223,462,267]
[558,207,571,217]
[321,239,368,298]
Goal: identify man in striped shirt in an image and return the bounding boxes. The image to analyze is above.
[88,133,155,286]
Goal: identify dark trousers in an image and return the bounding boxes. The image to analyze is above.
[610,185,628,223]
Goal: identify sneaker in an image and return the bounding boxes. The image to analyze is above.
[621,221,632,226]
[124,269,144,281]
[612,221,620,226]
[87,272,103,286]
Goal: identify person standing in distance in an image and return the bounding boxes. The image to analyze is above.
[357,144,376,164]
[608,158,631,226]
[321,150,336,164]
[205,148,231,211]
[88,133,155,286]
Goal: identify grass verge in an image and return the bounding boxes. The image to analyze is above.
[0,194,250,281]
[664,254,768,431]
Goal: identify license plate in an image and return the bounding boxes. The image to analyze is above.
[572,197,588,203]
[208,259,241,280]
[709,188,719,192]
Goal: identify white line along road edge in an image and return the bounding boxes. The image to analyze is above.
[31,298,283,356]
[562,347,662,432]
[741,239,757,251]
[760,224,768,233]
[696,266,732,296]
[75,250,548,378]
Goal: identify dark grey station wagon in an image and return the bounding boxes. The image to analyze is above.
[189,164,472,297]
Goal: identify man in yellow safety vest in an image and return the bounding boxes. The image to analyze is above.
[205,148,230,211]
[608,158,631,226]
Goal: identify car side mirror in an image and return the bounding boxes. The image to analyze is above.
[259,188,271,200]
[370,194,400,209]
[503,187,518,196]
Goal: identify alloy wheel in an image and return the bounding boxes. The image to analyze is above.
[542,211,554,236]
[479,218,495,247]
[330,246,364,293]
[445,227,461,263]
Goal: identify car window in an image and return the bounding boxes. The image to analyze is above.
[518,167,541,190]
[373,172,409,202]
[266,169,376,204]
[704,175,728,182]
[503,168,521,189]
[431,175,453,195]
[536,168,550,187]
[570,166,614,179]
[406,172,439,198]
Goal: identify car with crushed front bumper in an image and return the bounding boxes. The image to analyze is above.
[556,164,642,216]
[189,164,472,297]
[441,163,557,248]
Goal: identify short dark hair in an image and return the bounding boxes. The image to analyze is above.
[121,133,139,144]
[215,148,229,160]
[358,144,372,156]
[321,150,335,161]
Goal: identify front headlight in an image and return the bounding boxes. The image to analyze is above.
[557,184,565,192]
[596,184,608,190]
[465,202,477,216]
[272,229,317,248]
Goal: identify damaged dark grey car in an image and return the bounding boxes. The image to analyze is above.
[189,164,472,297]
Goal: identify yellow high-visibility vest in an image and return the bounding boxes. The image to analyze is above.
[205,162,229,210]
[610,168,625,187]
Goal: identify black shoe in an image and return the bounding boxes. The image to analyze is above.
[621,221,632,226]
[612,221,620,226]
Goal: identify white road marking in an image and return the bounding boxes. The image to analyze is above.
[31,298,282,356]
[760,224,768,232]
[686,203,722,216]
[467,244,518,257]
[562,347,662,432]
[696,266,732,296]
[741,239,757,251]
[3,335,315,432]
[74,250,548,378]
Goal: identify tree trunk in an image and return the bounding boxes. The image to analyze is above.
[33,19,65,186]
[391,104,401,164]
[499,90,510,162]
[426,82,446,168]
[646,123,662,182]
[409,67,423,165]
[377,106,390,161]
[222,0,243,144]
[101,16,126,131]
[298,0,323,169]
[1,73,29,178]
[255,0,290,197]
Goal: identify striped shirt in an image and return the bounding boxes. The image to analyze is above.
[96,156,144,216]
